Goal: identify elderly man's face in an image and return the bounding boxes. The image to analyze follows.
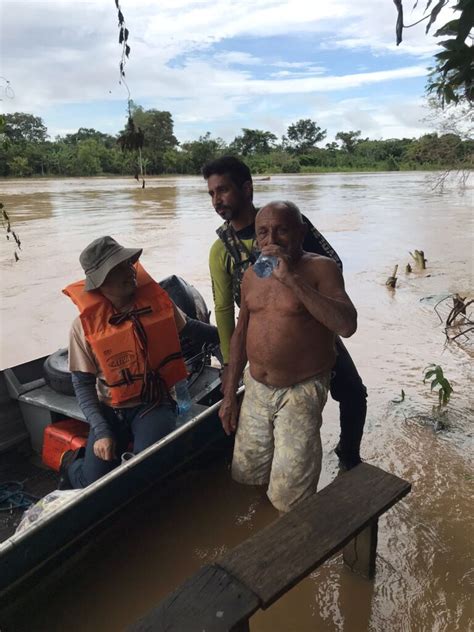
[256,205,305,257]
[100,259,137,300]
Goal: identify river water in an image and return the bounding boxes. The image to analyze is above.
[0,173,472,631]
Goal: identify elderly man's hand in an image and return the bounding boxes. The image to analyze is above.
[261,245,294,285]
[219,394,239,435]
[94,437,116,461]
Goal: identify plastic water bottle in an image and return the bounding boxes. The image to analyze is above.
[253,254,278,278]
[174,379,192,415]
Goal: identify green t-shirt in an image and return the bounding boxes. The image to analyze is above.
[209,227,255,363]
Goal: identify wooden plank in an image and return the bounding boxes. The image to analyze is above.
[343,519,378,579]
[128,564,260,632]
[218,463,410,608]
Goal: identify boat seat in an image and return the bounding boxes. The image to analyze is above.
[18,385,85,421]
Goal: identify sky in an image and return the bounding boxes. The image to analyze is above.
[0,0,455,144]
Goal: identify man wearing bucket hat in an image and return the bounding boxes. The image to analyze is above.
[59,236,219,489]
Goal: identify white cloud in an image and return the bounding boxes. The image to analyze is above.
[1,0,449,141]
[315,95,431,141]
[216,51,262,66]
[215,66,428,96]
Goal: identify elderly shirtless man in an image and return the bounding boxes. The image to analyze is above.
[219,201,357,512]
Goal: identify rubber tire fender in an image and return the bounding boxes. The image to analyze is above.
[43,348,74,395]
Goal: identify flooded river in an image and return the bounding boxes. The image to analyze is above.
[0,173,472,631]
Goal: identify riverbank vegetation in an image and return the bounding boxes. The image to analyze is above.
[1,109,472,178]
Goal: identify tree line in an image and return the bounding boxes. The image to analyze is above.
[1,105,472,178]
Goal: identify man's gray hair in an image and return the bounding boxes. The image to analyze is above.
[258,200,304,225]
[282,200,304,225]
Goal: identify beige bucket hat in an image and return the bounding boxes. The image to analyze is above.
[79,236,142,291]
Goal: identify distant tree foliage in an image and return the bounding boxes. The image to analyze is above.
[180,132,227,172]
[335,130,363,153]
[130,105,178,152]
[230,129,278,155]
[63,128,117,148]
[0,110,472,178]
[394,0,473,105]
[124,104,179,173]
[3,113,48,144]
[285,119,327,153]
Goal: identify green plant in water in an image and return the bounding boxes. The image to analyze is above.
[423,364,453,408]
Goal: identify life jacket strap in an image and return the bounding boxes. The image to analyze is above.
[108,306,153,326]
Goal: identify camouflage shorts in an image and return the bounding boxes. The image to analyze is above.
[232,368,330,512]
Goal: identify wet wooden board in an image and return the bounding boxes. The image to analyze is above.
[129,564,260,631]
[218,463,411,607]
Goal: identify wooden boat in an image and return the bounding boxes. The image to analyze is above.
[0,278,229,607]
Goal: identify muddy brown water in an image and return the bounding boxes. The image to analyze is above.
[0,173,472,631]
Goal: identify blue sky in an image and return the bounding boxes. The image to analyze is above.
[1,0,454,144]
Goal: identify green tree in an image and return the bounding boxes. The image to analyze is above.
[230,128,278,155]
[406,132,466,164]
[427,1,474,104]
[63,128,116,149]
[7,156,32,176]
[4,113,48,143]
[162,148,194,174]
[395,0,473,105]
[24,141,51,175]
[286,119,326,154]
[335,130,362,153]
[181,132,227,172]
[73,139,103,176]
[129,104,179,173]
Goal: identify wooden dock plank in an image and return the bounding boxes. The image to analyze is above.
[218,463,410,607]
[129,564,261,632]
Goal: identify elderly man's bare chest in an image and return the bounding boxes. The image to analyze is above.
[246,277,307,317]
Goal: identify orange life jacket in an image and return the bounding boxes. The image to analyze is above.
[63,263,187,407]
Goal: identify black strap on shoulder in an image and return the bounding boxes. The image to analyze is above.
[216,223,242,265]
[216,222,257,267]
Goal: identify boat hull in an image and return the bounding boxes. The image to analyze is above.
[0,357,228,605]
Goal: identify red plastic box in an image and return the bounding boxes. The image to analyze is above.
[42,419,89,471]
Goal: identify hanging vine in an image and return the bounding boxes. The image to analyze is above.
[114,1,146,188]
[1,204,22,262]
[1,78,21,262]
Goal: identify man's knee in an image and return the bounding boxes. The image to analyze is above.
[68,454,117,488]
[231,435,273,486]
[267,476,316,513]
[267,444,322,512]
[132,404,176,452]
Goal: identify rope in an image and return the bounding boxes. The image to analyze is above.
[0,481,39,512]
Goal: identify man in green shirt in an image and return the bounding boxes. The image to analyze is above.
[203,156,367,470]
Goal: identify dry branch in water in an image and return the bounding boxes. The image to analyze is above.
[386,264,399,288]
[409,249,427,269]
[434,294,473,346]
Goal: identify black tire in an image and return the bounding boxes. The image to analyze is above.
[43,348,74,395]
